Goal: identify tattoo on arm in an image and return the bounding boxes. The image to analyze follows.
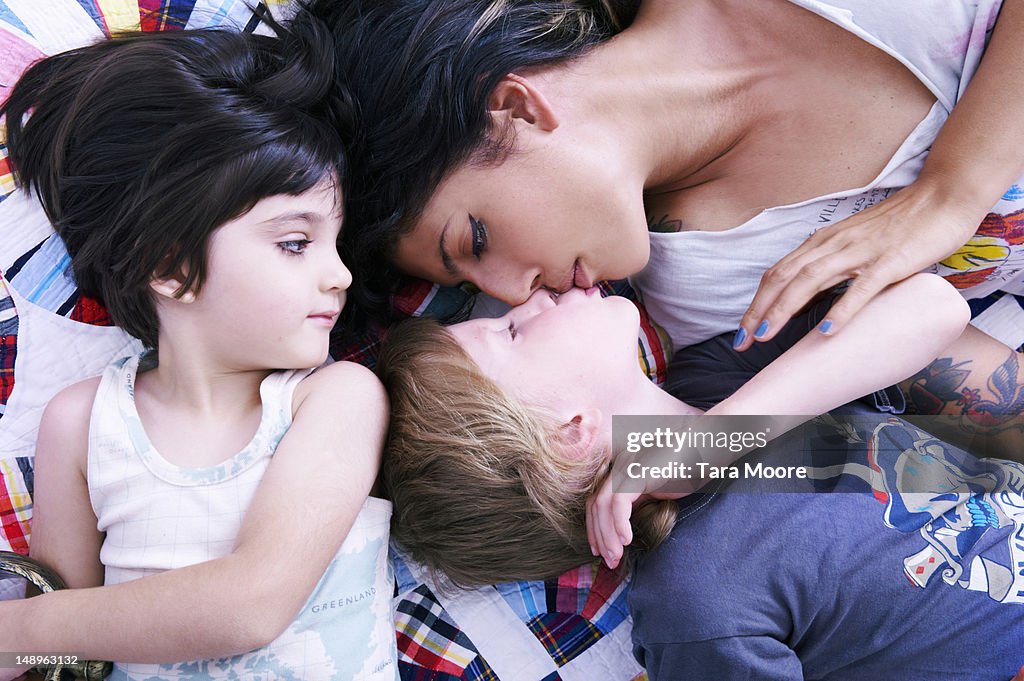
[647,214,684,233]
[904,352,1024,420]
[901,352,1024,460]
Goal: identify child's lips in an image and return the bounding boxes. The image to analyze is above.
[307,310,339,326]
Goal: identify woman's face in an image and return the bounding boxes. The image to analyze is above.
[447,287,641,413]
[392,140,651,306]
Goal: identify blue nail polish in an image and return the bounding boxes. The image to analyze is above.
[732,327,747,349]
[818,319,833,334]
[754,320,770,339]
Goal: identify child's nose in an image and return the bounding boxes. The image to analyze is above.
[325,252,353,292]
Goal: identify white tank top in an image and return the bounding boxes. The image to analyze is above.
[88,353,398,680]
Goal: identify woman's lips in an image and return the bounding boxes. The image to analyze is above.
[551,259,594,293]
[573,260,594,289]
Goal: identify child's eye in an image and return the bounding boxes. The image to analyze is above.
[507,320,517,340]
[469,215,487,259]
[278,239,311,255]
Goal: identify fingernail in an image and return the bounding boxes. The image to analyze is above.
[590,545,598,556]
[754,320,770,339]
[818,319,833,334]
[732,327,747,349]
[619,534,630,545]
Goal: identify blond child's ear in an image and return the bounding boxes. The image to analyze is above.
[559,408,603,460]
[149,274,196,304]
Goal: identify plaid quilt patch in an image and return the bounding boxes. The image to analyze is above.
[139,0,198,31]
[392,544,646,681]
[0,271,16,412]
[0,457,32,554]
[0,335,14,411]
[497,562,633,665]
[396,585,499,681]
[0,274,16,412]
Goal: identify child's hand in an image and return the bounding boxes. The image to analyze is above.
[585,476,641,570]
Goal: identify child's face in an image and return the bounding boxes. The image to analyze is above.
[185,178,350,370]
[448,287,642,418]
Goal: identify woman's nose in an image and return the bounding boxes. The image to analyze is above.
[478,268,542,306]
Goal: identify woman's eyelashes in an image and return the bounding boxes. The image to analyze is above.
[507,320,518,340]
[278,239,312,256]
[469,214,488,259]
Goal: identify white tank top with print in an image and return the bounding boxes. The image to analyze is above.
[88,353,398,681]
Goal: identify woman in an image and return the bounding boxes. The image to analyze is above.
[310,0,1024,358]
[376,277,1024,680]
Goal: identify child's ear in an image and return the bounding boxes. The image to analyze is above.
[150,274,195,304]
[559,408,603,459]
[487,73,560,132]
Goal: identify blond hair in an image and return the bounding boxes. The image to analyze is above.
[378,317,676,587]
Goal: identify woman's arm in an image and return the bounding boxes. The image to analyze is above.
[0,361,388,662]
[737,0,1024,345]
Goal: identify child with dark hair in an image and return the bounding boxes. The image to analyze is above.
[0,13,395,681]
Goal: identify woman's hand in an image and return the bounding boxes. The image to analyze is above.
[734,179,980,350]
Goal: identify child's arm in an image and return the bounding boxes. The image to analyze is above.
[0,379,104,681]
[0,361,387,663]
[28,378,105,588]
[709,273,969,417]
[589,273,970,566]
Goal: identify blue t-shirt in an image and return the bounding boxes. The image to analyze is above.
[629,419,1024,680]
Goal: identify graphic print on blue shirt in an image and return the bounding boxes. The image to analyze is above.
[804,418,1024,603]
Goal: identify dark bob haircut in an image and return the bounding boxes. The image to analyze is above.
[2,12,353,348]
[302,0,639,321]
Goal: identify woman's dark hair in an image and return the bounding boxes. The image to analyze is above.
[2,12,353,348]
[303,0,640,322]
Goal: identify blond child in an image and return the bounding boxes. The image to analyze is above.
[377,280,1024,679]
